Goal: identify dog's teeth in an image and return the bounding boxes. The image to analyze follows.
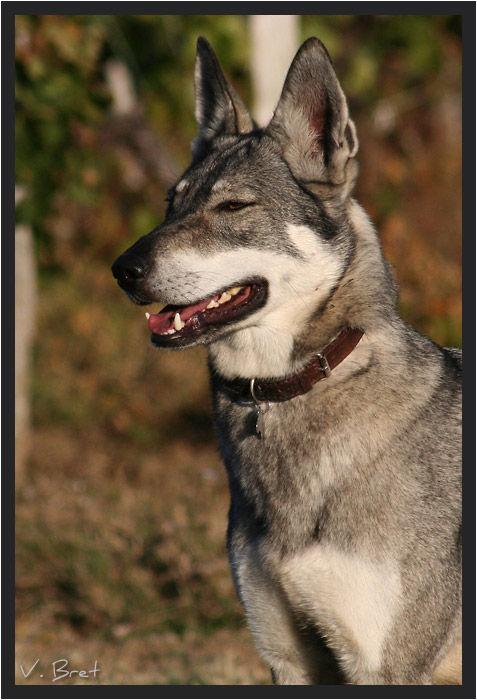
[145,312,150,319]
[207,299,220,309]
[167,328,175,334]
[174,312,185,331]
[227,286,243,296]
[218,292,232,304]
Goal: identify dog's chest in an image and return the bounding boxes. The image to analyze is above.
[218,402,332,538]
[233,536,402,678]
[278,544,401,672]
[216,391,371,529]
[220,395,402,674]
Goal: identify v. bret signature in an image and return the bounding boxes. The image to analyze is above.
[20,658,100,681]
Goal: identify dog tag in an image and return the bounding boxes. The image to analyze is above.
[255,408,266,438]
[250,379,270,439]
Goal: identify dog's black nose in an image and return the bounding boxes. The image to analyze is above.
[111,253,148,288]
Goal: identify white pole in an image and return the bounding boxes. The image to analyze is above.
[250,15,299,126]
[15,187,37,486]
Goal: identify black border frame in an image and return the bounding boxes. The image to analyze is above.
[5,4,475,698]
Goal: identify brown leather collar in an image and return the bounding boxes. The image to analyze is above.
[218,328,364,403]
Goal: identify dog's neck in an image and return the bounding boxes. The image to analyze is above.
[213,327,364,403]
[209,201,398,381]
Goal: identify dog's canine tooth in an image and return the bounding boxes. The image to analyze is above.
[145,312,150,320]
[174,312,185,331]
[218,292,232,304]
[227,286,243,296]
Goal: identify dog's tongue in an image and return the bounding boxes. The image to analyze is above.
[148,297,215,334]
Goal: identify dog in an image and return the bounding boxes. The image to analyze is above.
[112,37,462,685]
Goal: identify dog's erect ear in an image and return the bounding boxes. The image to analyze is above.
[266,38,358,189]
[192,37,254,157]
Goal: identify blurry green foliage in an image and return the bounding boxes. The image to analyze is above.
[108,14,250,123]
[16,16,109,246]
[15,15,250,270]
[16,14,461,272]
[303,15,461,101]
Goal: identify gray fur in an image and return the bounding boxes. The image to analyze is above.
[112,37,462,685]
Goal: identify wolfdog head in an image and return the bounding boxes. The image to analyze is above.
[112,38,393,377]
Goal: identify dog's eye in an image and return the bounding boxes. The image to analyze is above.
[219,201,251,212]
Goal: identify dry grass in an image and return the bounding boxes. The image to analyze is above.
[16,421,270,685]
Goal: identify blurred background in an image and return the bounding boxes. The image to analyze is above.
[15,14,461,685]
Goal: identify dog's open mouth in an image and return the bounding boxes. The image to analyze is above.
[146,280,268,346]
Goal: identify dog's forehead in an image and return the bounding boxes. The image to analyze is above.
[210,178,228,193]
[179,135,280,196]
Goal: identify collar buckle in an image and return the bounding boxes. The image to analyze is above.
[316,352,332,378]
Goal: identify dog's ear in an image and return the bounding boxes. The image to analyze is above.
[192,37,254,157]
[266,38,358,191]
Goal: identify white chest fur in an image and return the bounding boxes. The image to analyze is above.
[279,544,402,677]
